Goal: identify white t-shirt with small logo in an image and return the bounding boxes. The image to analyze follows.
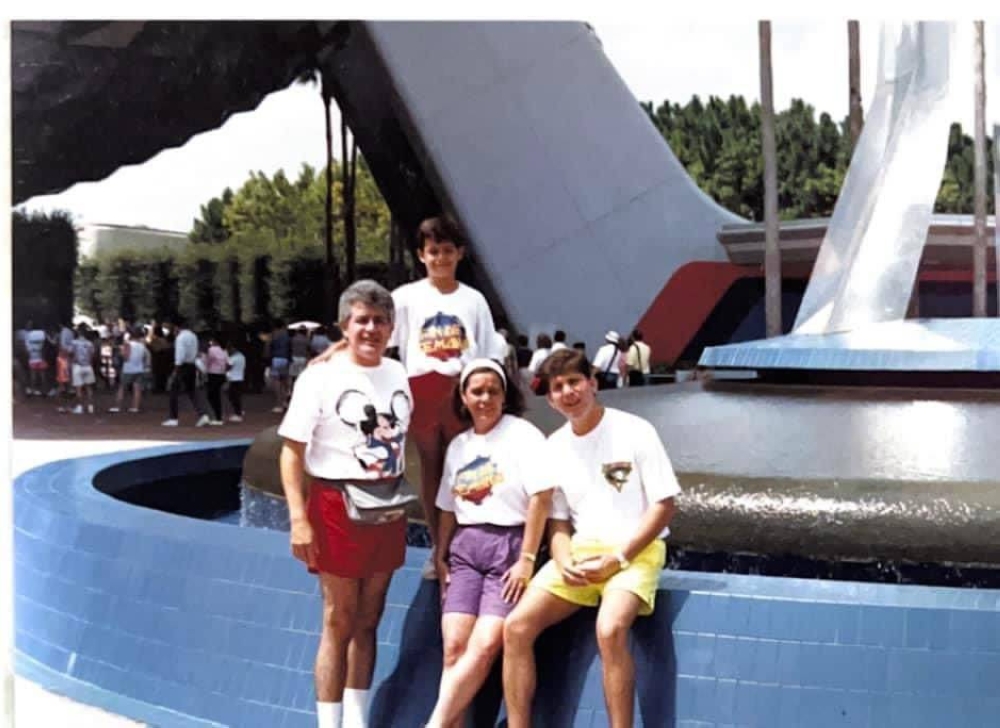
[278,354,412,480]
[549,407,681,543]
[389,279,497,378]
[437,415,553,526]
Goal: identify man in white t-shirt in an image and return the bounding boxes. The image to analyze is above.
[591,330,624,391]
[502,347,680,728]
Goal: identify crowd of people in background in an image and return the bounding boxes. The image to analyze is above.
[12,316,344,426]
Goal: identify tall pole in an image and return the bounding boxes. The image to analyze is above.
[994,122,999,317]
[848,21,864,153]
[973,21,987,317]
[760,20,782,337]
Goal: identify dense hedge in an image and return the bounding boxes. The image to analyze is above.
[13,210,77,328]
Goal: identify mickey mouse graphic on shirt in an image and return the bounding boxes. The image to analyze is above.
[336,389,412,477]
[452,455,505,505]
[419,312,469,361]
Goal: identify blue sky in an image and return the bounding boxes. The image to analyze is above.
[16,18,996,233]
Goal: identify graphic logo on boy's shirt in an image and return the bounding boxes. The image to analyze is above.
[453,455,505,504]
[601,461,633,492]
[419,312,469,361]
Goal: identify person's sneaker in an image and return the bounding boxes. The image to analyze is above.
[161,419,179,427]
[87,404,95,414]
[209,420,224,426]
[421,549,438,580]
[47,388,57,397]
[228,415,244,423]
[71,405,83,414]
[108,407,120,413]
[195,414,212,427]
[127,408,140,413]
[271,406,285,414]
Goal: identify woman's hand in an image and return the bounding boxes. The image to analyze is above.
[500,557,534,603]
[435,557,450,602]
[575,554,621,583]
[289,517,318,569]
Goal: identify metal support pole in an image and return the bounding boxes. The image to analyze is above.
[760,20,782,337]
[973,21,988,316]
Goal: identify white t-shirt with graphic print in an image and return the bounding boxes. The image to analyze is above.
[278,354,412,480]
[437,414,553,526]
[549,407,680,543]
[389,279,497,378]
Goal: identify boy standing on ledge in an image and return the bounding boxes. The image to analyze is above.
[502,348,679,728]
[390,215,500,577]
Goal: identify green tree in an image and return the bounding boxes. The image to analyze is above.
[189,188,233,244]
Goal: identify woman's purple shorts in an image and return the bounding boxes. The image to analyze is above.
[443,523,524,618]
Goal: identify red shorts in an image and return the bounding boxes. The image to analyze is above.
[28,360,49,371]
[407,372,466,456]
[306,482,406,578]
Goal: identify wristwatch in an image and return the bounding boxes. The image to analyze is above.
[614,551,630,571]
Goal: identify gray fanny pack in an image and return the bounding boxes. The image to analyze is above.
[329,476,420,524]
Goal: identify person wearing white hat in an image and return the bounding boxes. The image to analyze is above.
[591,331,623,390]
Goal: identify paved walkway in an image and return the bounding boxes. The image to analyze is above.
[10,390,291,727]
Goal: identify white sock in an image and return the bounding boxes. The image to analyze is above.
[341,688,371,728]
[316,701,342,728]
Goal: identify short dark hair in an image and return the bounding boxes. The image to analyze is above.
[535,333,552,349]
[631,329,644,342]
[554,330,567,343]
[535,348,592,395]
[451,362,526,423]
[417,214,468,249]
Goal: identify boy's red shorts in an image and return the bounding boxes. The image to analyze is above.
[306,482,406,578]
[407,371,466,454]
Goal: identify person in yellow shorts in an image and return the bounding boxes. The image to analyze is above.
[502,348,680,728]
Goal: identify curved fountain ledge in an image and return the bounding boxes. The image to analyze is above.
[14,441,1000,727]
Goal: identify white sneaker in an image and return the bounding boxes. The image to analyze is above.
[195,414,211,427]
[108,407,120,413]
[71,405,83,415]
[127,408,140,413]
[271,406,285,414]
[87,404,95,414]
[209,420,224,426]
[421,550,438,580]
[161,419,179,427]
[228,415,243,423]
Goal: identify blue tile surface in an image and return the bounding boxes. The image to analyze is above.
[14,442,1000,726]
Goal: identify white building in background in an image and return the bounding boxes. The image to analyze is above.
[77,222,188,258]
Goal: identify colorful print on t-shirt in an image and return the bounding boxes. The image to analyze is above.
[419,312,469,361]
[336,389,412,477]
[453,455,505,504]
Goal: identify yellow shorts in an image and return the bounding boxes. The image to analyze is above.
[531,538,666,616]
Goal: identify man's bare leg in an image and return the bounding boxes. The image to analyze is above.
[594,589,644,728]
[315,574,362,701]
[502,588,581,728]
[345,571,394,689]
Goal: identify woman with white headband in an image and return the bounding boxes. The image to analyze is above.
[426,357,555,727]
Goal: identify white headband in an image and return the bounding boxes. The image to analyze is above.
[459,358,507,392]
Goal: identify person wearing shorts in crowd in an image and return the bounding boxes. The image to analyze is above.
[278,280,412,728]
[24,323,49,396]
[290,324,311,385]
[110,326,150,413]
[70,324,97,414]
[502,348,680,728]
[425,359,554,727]
[269,319,292,413]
